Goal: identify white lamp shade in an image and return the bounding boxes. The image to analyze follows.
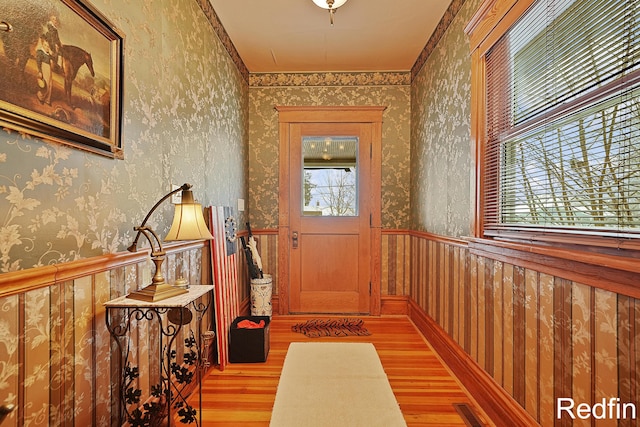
[312,0,348,9]
[165,201,214,241]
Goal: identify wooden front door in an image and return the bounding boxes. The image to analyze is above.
[277,106,384,315]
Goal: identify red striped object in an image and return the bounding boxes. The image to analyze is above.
[208,206,239,371]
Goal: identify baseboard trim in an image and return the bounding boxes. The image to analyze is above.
[408,299,540,427]
[380,295,409,315]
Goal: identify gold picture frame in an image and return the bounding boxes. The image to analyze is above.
[0,0,124,158]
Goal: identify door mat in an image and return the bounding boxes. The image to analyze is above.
[291,318,372,338]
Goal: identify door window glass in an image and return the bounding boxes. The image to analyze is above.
[302,136,358,216]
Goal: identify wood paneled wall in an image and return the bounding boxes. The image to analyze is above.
[252,230,410,314]
[381,231,411,297]
[0,241,211,427]
[9,228,636,425]
[410,231,640,427]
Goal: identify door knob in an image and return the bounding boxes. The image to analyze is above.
[292,231,298,249]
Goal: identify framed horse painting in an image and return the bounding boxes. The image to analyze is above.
[0,0,124,158]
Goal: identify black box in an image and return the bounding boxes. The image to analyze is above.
[229,316,270,363]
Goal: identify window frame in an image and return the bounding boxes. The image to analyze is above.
[465,0,640,290]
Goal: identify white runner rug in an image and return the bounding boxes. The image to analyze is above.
[270,342,407,427]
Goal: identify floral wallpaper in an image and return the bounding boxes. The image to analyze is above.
[409,0,640,425]
[249,72,410,87]
[0,0,247,423]
[411,0,468,81]
[2,0,634,425]
[410,0,481,237]
[248,72,411,230]
[0,0,249,273]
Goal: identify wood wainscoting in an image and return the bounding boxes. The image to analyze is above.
[245,228,640,426]
[409,299,537,426]
[410,230,640,426]
[249,229,412,315]
[0,241,213,427]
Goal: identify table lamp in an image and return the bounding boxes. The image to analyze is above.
[126,183,213,301]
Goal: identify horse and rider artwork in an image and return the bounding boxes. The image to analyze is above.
[0,0,123,156]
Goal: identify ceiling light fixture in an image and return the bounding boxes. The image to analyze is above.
[312,0,349,26]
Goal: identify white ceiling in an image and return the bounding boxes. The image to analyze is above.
[209,0,452,73]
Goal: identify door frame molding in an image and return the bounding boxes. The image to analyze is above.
[276,106,385,315]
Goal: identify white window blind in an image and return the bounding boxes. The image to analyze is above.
[484,0,640,240]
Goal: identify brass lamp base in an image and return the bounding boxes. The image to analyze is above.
[126,283,189,302]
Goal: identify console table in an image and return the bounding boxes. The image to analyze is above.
[105,285,215,426]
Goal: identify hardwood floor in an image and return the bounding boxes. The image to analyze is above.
[193,315,492,426]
